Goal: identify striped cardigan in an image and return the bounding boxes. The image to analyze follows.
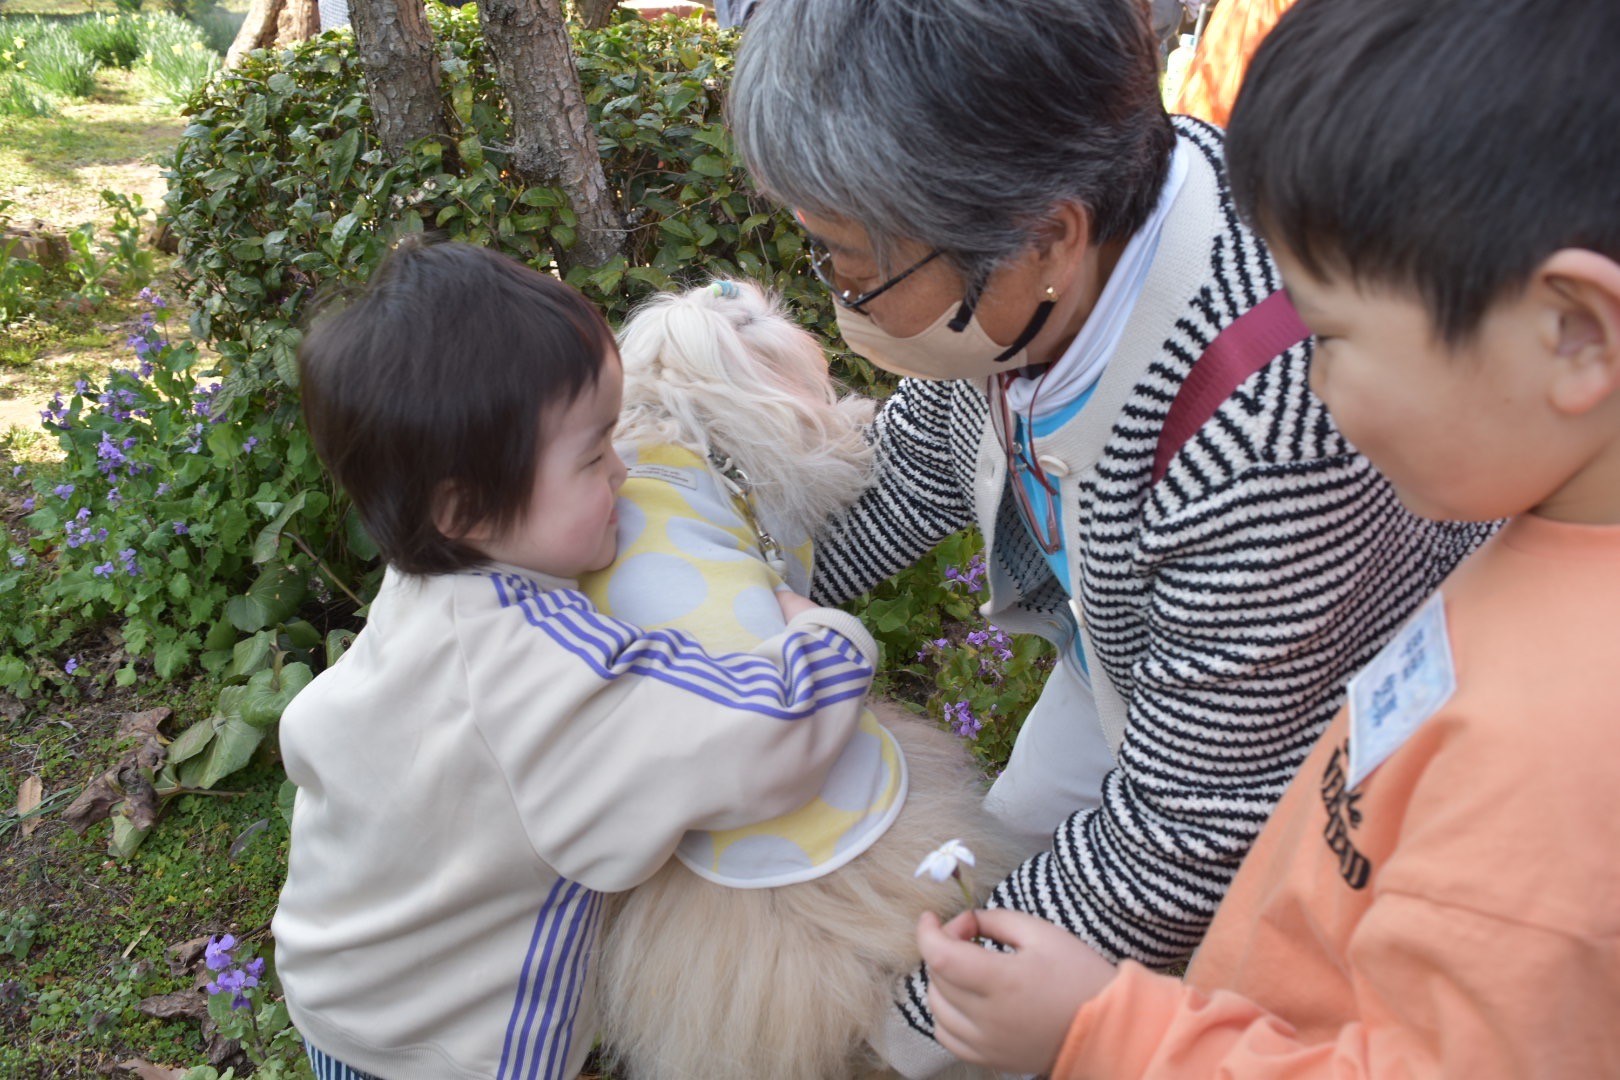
[810,119,1489,1053]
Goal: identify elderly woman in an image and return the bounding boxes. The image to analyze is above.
[728,0,1486,1074]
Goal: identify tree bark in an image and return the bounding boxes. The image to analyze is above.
[225,0,320,67]
[479,0,625,269]
[347,0,448,157]
[577,0,617,28]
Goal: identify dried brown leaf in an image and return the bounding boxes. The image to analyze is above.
[117,708,171,742]
[136,989,209,1022]
[62,769,125,833]
[166,935,210,978]
[61,727,168,835]
[15,774,42,838]
[114,1058,186,1080]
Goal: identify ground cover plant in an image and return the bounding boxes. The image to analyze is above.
[1,7,1053,1073]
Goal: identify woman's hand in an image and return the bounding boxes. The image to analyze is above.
[917,907,1117,1074]
[775,587,819,623]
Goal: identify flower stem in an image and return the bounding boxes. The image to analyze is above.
[952,869,975,910]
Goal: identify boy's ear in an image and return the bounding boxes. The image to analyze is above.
[1539,249,1620,416]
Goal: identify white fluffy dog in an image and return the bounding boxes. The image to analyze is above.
[580,281,1023,1080]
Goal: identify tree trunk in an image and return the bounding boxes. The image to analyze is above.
[347,0,448,157]
[479,0,625,269]
[578,0,617,28]
[225,0,320,68]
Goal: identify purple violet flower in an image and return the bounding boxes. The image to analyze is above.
[174,522,189,535]
[92,562,114,578]
[64,657,79,674]
[204,934,237,972]
[20,497,33,512]
[54,484,74,501]
[944,699,982,740]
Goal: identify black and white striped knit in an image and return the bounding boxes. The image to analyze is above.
[812,119,1491,1073]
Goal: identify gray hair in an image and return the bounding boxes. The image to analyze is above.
[729,0,1176,289]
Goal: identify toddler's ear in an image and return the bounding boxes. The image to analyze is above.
[432,481,490,544]
[1540,249,1620,417]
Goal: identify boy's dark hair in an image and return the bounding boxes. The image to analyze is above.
[298,239,615,575]
[1227,0,1620,343]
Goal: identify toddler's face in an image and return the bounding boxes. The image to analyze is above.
[475,352,627,579]
[1275,246,1571,523]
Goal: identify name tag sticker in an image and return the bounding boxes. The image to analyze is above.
[1347,593,1457,789]
[627,464,700,491]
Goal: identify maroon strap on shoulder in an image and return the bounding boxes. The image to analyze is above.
[1151,289,1311,485]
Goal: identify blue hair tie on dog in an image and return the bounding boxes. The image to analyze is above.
[710,280,740,299]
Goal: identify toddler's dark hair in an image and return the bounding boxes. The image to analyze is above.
[298,238,615,574]
[1227,0,1620,344]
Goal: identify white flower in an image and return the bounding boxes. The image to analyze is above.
[914,839,976,883]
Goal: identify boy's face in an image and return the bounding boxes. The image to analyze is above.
[1275,247,1582,523]
[474,352,628,579]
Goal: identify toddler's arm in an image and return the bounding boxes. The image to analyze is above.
[461,575,877,892]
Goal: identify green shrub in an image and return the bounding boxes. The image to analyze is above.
[0,5,1045,814]
[164,7,874,395]
[70,12,142,70]
[16,23,98,98]
[134,10,217,105]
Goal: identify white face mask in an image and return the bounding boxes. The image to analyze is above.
[834,293,1056,381]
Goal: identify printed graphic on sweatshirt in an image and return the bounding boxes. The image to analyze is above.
[1321,740,1371,889]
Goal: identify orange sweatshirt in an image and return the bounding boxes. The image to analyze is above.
[1053,514,1620,1079]
[1171,0,1297,128]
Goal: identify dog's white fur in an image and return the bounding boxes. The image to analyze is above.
[614,280,877,543]
[597,282,1025,1080]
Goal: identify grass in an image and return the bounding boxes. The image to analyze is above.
[0,66,179,229]
[0,60,181,442]
[0,675,292,1075]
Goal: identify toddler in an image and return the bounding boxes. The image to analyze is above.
[271,240,878,1080]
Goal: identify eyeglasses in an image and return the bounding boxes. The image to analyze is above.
[989,374,1063,555]
[806,237,942,314]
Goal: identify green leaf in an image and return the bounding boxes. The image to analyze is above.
[689,153,728,177]
[225,566,308,633]
[229,630,277,678]
[177,713,265,790]
[277,779,297,829]
[330,212,361,249]
[518,186,561,208]
[251,491,309,564]
[165,716,217,766]
[328,127,360,189]
[325,628,356,667]
[281,618,321,651]
[225,662,314,729]
[108,808,150,859]
[154,635,195,680]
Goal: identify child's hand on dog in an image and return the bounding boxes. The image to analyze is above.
[775,588,818,623]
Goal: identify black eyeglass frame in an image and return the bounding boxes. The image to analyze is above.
[806,239,943,315]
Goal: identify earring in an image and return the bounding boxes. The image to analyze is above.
[1044,285,1057,301]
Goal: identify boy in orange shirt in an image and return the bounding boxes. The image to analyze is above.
[915,0,1620,1075]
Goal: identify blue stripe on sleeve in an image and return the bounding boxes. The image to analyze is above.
[484,572,873,721]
